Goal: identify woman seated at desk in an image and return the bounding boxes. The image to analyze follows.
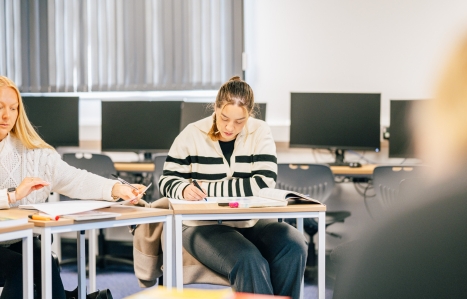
[0,76,145,299]
[159,76,307,299]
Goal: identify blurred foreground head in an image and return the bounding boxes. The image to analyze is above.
[414,33,467,178]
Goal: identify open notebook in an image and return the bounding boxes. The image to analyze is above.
[170,188,323,208]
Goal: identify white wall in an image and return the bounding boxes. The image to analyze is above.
[244,0,467,141]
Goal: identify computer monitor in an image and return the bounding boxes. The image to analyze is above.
[180,102,267,131]
[21,96,80,147]
[389,99,428,158]
[101,101,182,156]
[290,93,381,165]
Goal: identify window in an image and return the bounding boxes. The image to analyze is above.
[0,0,244,92]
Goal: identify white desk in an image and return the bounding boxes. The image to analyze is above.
[0,222,34,299]
[13,206,172,299]
[170,202,327,299]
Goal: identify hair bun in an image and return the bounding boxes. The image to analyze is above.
[229,76,241,82]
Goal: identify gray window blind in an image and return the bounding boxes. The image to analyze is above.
[0,0,243,92]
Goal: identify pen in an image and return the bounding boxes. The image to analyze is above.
[192,180,207,201]
[28,214,59,221]
[111,174,139,191]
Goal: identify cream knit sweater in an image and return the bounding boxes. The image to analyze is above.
[0,134,117,244]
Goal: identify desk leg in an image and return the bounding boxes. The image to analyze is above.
[41,228,52,299]
[174,215,183,290]
[318,211,326,299]
[89,229,97,292]
[22,231,33,299]
[163,215,173,289]
[77,230,86,299]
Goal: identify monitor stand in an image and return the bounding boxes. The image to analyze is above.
[327,149,353,167]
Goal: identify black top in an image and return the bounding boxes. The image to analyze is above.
[219,139,236,166]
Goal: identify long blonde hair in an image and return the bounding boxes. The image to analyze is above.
[0,76,52,149]
[414,33,467,175]
[208,76,257,141]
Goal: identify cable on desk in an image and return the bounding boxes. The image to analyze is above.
[347,150,378,165]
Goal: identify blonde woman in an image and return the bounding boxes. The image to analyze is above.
[159,76,307,299]
[0,76,144,299]
[332,33,467,298]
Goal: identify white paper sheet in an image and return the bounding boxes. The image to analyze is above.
[19,200,120,218]
[168,197,218,204]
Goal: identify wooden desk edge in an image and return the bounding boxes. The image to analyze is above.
[170,202,326,215]
[0,223,34,233]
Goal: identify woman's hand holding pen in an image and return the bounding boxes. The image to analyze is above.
[111,183,145,204]
[183,180,207,201]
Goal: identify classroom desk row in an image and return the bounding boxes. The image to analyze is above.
[115,161,377,176]
[0,201,327,299]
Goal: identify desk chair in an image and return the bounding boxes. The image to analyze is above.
[61,153,133,268]
[276,163,351,276]
[331,165,430,275]
[152,154,168,202]
[371,165,430,215]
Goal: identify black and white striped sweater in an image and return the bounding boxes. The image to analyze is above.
[159,116,277,227]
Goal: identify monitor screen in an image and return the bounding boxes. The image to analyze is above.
[21,96,80,147]
[101,101,182,152]
[180,102,267,131]
[290,93,381,163]
[389,99,428,158]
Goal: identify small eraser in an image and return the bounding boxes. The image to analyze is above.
[229,202,239,208]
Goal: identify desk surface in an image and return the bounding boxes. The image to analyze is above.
[330,164,376,175]
[114,162,155,172]
[4,206,171,227]
[170,202,326,215]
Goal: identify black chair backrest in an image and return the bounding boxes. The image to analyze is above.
[61,153,116,200]
[276,163,335,202]
[373,165,429,209]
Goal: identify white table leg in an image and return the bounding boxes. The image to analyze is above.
[41,229,52,299]
[77,230,86,299]
[318,211,326,299]
[22,231,33,299]
[163,215,173,288]
[174,215,184,290]
[89,229,97,292]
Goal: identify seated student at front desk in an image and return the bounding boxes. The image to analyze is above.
[159,76,307,299]
[0,76,146,299]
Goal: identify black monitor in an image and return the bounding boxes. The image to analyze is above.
[101,101,182,157]
[21,96,80,147]
[389,99,428,158]
[180,102,267,131]
[290,93,381,166]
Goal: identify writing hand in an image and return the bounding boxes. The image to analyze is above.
[183,181,207,201]
[16,177,50,202]
[112,183,145,204]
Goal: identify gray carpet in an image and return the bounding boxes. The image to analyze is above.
[60,264,334,299]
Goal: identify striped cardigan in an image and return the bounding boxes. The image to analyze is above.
[159,116,277,227]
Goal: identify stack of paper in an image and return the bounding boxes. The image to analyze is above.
[0,216,28,228]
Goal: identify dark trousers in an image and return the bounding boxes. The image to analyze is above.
[182,219,307,299]
[0,238,65,299]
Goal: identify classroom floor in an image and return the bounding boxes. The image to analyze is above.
[60,260,336,299]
